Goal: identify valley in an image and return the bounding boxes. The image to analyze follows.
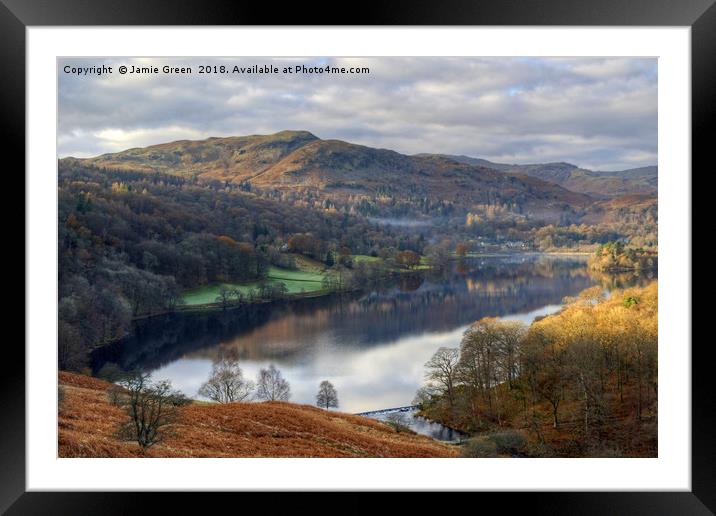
[58,130,658,458]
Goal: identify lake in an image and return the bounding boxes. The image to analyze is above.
[92,254,655,418]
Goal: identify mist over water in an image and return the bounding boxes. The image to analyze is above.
[93,254,655,415]
[367,217,433,228]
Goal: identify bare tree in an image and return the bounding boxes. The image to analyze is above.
[520,329,568,428]
[215,286,234,310]
[322,266,352,292]
[255,364,291,401]
[198,357,254,403]
[110,370,189,451]
[412,384,440,408]
[425,242,452,270]
[315,380,338,409]
[424,347,460,407]
[457,317,527,421]
[385,412,412,433]
[493,320,527,389]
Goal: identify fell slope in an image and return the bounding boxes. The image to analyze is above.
[580,193,658,225]
[65,130,595,220]
[71,130,319,180]
[250,139,592,208]
[58,372,457,458]
[436,155,657,198]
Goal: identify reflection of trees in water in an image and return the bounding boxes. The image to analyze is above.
[586,267,658,290]
[93,256,642,374]
[398,274,424,292]
[91,302,278,372]
[349,273,592,345]
[93,294,364,372]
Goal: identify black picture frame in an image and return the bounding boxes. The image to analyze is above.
[5,0,710,513]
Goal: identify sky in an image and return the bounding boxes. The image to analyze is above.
[58,57,657,171]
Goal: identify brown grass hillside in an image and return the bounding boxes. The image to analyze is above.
[58,372,457,458]
[66,131,594,217]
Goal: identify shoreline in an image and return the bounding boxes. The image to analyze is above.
[133,250,599,320]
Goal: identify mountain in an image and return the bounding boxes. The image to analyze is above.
[66,131,597,223]
[73,130,320,179]
[431,155,657,198]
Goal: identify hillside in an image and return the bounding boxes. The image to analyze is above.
[57,132,657,371]
[69,130,319,179]
[580,193,658,225]
[65,130,596,221]
[417,282,658,457]
[58,372,457,458]
[433,155,657,198]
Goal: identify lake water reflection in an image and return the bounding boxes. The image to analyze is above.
[93,254,655,415]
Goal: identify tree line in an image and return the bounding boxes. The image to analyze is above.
[58,161,656,372]
[416,282,658,457]
[100,359,339,452]
[589,241,658,272]
[58,163,431,370]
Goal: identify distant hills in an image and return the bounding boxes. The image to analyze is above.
[70,130,321,179]
[62,130,656,223]
[430,154,657,198]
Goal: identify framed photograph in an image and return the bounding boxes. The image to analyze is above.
[7,0,710,511]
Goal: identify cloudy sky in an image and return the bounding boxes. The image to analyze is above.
[58,57,657,171]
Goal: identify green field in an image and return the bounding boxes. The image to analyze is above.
[264,266,325,293]
[182,266,326,306]
[181,254,435,306]
[352,254,381,264]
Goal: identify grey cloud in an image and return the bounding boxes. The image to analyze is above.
[58,57,657,170]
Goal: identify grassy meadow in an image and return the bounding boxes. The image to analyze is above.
[182,266,326,306]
